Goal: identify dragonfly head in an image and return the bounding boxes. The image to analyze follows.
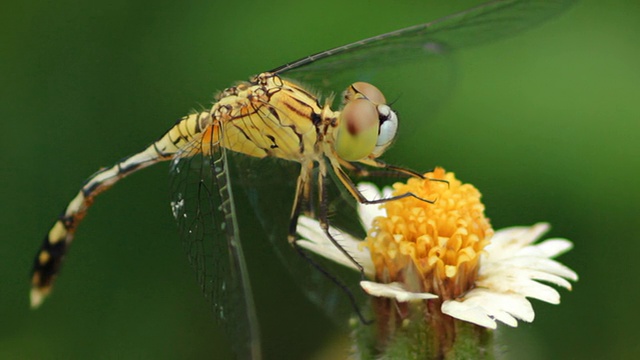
[335,82,398,161]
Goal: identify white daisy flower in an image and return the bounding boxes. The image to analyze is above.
[296,168,577,356]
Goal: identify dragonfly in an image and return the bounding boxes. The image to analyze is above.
[30,1,572,359]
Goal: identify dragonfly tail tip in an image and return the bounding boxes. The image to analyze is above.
[30,287,49,309]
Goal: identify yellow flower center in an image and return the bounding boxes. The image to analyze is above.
[366,167,493,300]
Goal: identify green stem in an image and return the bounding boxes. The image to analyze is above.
[352,301,495,360]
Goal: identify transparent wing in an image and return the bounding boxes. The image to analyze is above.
[165,0,576,346]
[272,0,573,94]
[224,100,371,326]
[241,1,579,325]
[169,134,261,360]
[231,151,369,325]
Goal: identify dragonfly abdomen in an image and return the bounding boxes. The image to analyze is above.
[31,111,210,307]
[30,74,333,308]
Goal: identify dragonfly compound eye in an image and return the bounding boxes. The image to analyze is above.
[371,104,398,158]
[344,82,387,105]
[335,98,379,161]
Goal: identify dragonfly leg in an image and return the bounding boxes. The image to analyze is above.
[287,162,312,244]
[330,158,438,205]
[316,161,366,276]
[356,157,425,178]
[355,158,450,187]
[290,240,372,325]
[288,161,372,324]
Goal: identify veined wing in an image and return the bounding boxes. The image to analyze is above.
[169,130,261,360]
[231,151,371,326]
[247,0,576,323]
[226,97,371,325]
[272,0,573,91]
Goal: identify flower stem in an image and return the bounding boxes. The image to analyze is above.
[352,301,495,360]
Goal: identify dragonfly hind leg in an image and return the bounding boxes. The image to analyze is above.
[287,161,372,324]
[287,160,367,275]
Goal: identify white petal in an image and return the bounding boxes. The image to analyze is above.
[528,270,574,290]
[512,241,570,259]
[490,256,578,282]
[442,289,535,328]
[356,183,389,231]
[296,216,330,244]
[485,223,550,260]
[475,223,577,308]
[527,238,574,258]
[296,216,375,277]
[360,281,438,302]
[442,300,498,329]
[514,280,561,304]
[296,239,373,277]
[476,272,562,304]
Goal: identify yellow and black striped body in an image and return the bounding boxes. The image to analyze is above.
[31,73,340,307]
[208,74,331,162]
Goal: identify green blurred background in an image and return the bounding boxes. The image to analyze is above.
[2,0,638,359]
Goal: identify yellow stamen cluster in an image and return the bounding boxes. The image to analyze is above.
[366,168,493,299]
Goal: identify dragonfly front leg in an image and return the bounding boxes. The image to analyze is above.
[355,157,450,188]
[339,157,423,179]
[330,158,437,205]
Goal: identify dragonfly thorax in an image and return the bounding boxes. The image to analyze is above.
[200,73,398,168]
[209,73,326,163]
